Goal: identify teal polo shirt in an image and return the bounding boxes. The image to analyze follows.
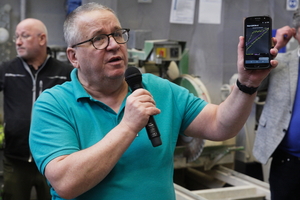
[29,68,207,200]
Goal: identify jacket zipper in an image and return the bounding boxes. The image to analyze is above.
[20,56,49,162]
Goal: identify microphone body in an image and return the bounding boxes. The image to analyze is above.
[125,67,162,147]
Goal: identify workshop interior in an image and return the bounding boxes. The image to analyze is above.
[0,0,298,199]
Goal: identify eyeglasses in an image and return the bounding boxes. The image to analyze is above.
[13,33,41,43]
[13,34,31,42]
[71,28,130,50]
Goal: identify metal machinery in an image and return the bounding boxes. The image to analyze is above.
[128,38,270,200]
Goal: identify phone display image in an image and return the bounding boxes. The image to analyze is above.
[244,16,272,69]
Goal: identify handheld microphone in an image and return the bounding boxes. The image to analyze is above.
[125,67,162,147]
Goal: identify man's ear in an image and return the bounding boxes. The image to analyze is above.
[39,33,47,46]
[66,47,79,68]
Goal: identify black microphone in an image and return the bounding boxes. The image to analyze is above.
[125,67,162,147]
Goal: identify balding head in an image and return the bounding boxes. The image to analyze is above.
[17,18,48,40]
[15,18,49,68]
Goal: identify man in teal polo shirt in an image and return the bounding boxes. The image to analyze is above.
[29,2,278,200]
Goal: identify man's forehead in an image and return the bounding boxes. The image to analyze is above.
[79,10,118,22]
[77,11,121,33]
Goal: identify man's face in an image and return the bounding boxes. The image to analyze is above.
[14,22,41,60]
[72,10,128,85]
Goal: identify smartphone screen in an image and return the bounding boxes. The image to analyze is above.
[244,16,272,69]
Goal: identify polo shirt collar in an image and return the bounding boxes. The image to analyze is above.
[70,69,130,104]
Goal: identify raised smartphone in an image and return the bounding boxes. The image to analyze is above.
[244,16,272,70]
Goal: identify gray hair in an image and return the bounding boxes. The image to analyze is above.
[63,2,116,47]
[293,8,300,30]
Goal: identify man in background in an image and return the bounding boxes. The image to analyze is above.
[0,18,73,200]
[253,8,300,200]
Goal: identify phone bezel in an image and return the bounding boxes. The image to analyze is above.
[244,16,272,70]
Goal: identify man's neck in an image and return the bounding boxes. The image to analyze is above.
[84,80,128,113]
[25,53,48,70]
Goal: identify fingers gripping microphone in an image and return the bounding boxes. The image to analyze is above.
[125,67,162,147]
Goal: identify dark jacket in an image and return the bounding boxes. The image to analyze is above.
[0,56,73,161]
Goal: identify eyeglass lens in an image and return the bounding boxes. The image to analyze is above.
[93,29,129,50]
[13,35,30,42]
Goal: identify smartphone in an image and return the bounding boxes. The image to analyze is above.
[244,16,272,70]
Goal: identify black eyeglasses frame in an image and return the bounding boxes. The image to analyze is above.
[71,28,130,50]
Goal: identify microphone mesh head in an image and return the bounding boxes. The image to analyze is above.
[125,67,142,90]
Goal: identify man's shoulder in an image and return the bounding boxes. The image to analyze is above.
[47,57,73,68]
[0,57,21,67]
[276,48,298,61]
[143,73,169,84]
[45,57,74,77]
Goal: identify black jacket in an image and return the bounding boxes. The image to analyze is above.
[0,56,73,161]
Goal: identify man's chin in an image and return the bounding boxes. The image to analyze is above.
[17,52,26,57]
[19,54,30,60]
[107,71,125,80]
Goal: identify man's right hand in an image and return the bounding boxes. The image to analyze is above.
[275,26,296,50]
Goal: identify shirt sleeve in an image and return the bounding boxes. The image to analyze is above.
[29,89,79,175]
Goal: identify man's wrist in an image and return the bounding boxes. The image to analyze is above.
[236,79,258,95]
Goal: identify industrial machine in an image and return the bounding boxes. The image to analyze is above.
[128,39,188,79]
[128,38,270,200]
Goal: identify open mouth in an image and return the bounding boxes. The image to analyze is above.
[108,56,122,63]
